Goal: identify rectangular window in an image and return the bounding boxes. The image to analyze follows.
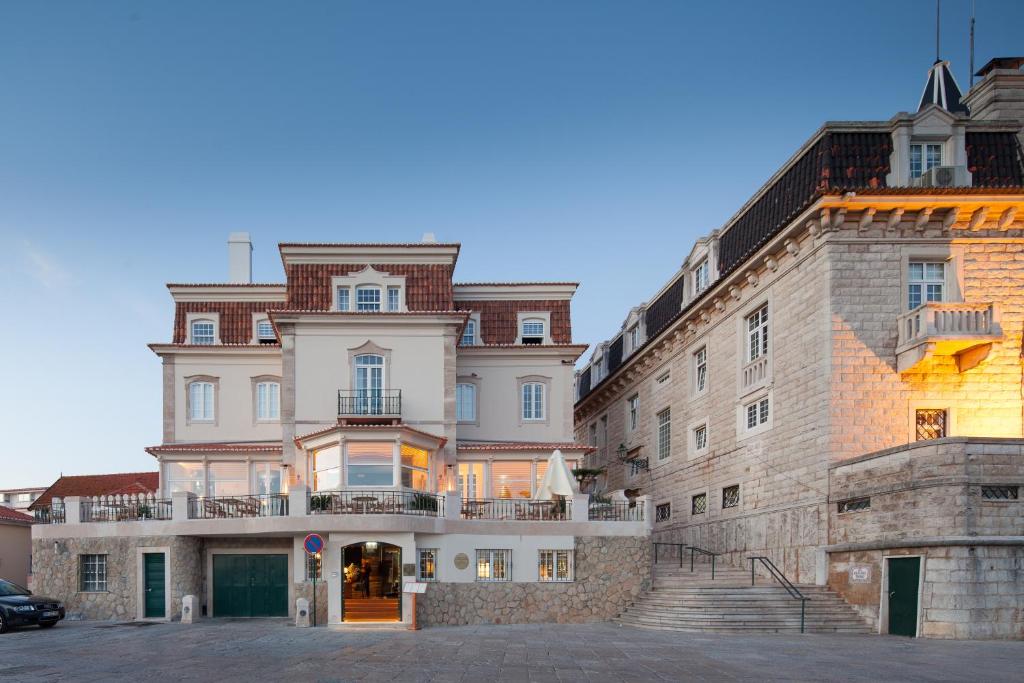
[312,445,341,491]
[538,550,573,582]
[456,383,476,422]
[910,142,943,179]
[915,409,947,440]
[691,493,706,515]
[694,347,707,394]
[837,497,871,513]
[627,395,639,431]
[476,549,511,582]
[694,258,709,294]
[588,423,598,448]
[256,382,280,420]
[908,261,945,310]
[207,462,248,497]
[347,442,394,486]
[722,485,740,509]
[79,554,107,592]
[188,382,215,421]
[980,485,1019,501]
[166,462,204,496]
[306,552,322,581]
[461,320,476,345]
[521,319,545,344]
[256,320,275,342]
[746,305,769,363]
[693,423,708,452]
[745,397,769,430]
[655,502,671,522]
[656,408,671,460]
[522,382,545,421]
[418,548,438,581]
[458,462,485,499]
[629,325,640,351]
[356,287,381,312]
[656,370,670,385]
[387,286,400,311]
[254,463,285,495]
[337,287,350,311]
[400,444,429,491]
[491,461,532,499]
[191,321,215,345]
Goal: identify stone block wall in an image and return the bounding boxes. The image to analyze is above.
[294,578,328,625]
[828,544,1024,640]
[30,535,202,621]
[416,536,650,625]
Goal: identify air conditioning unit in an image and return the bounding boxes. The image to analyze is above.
[915,165,970,188]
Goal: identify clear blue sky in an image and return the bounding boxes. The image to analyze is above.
[2,1,1022,487]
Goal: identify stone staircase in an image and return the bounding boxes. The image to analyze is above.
[615,562,873,634]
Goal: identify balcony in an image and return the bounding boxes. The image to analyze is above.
[309,490,443,517]
[337,390,402,423]
[188,494,289,519]
[461,498,570,521]
[896,302,1002,372]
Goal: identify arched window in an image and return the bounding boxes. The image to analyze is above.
[461,320,476,346]
[191,319,215,345]
[256,381,280,420]
[256,319,275,343]
[355,286,382,312]
[521,318,545,345]
[521,382,545,420]
[188,381,215,421]
[456,383,476,422]
[354,354,385,413]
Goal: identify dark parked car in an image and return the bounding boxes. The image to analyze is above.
[0,579,65,633]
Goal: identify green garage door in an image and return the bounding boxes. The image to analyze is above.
[212,554,288,617]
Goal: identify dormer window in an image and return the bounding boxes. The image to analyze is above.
[191,320,215,345]
[387,286,400,312]
[694,258,710,294]
[628,325,641,351]
[337,287,350,311]
[256,319,275,343]
[462,319,477,346]
[356,286,382,312]
[910,143,943,179]
[521,319,545,345]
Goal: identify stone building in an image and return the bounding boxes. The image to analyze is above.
[31,236,649,627]
[574,58,1024,639]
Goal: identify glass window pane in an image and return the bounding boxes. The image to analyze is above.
[347,442,394,486]
[207,462,248,497]
[458,463,485,498]
[166,462,205,496]
[925,262,944,280]
[908,262,924,280]
[337,287,350,311]
[491,461,532,499]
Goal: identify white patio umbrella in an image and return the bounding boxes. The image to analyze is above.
[534,449,579,500]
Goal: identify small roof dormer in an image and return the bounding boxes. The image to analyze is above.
[918,60,969,116]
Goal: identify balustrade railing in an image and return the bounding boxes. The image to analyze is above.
[741,355,769,390]
[33,505,65,524]
[337,390,402,417]
[897,302,1000,348]
[81,495,172,522]
[188,494,289,519]
[309,490,443,517]
[589,501,644,521]
[462,498,569,521]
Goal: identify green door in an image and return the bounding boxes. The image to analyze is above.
[143,553,166,618]
[213,554,288,617]
[887,557,920,637]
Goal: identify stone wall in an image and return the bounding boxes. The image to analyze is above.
[828,544,1024,640]
[417,536,650,625]
[294,577,328,625]
[30,535,202,621]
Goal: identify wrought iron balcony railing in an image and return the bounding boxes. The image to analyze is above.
[81,498,173,522]
[309,490,443,517]
[461,498,570,521]
[188,494,289,519]
[337,390,402,417]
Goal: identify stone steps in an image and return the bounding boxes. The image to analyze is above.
[613,562,873,634]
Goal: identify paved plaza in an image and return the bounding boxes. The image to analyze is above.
[0,619,1021,682]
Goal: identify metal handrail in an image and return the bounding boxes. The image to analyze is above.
[653,542,685,567]
[337,389,402,416]
[748,555,809,633]
[689,546,719,579]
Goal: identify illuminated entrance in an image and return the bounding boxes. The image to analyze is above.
[341,541,402,622]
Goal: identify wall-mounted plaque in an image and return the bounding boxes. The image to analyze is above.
[453,552,469,570]
[849,565,872,583]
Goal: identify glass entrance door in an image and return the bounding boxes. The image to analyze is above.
[341,542,401,622]
[354,354,384,414]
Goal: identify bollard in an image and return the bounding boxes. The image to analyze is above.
[295,598,311,628]
[181,595,196,624]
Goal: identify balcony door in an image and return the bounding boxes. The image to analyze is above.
[354,354,385,415]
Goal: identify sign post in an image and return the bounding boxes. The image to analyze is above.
[303,533,325,627]
[403,581,427,631]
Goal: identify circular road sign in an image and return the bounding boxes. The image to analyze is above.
[303,533,325,555]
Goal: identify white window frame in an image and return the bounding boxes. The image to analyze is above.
[461,319,477,346]
[909,142,943,179]
[627,394,639,432]
[737,389,773,440]
[475,549,512,582]
[80,554,107,592]
[336,286,351,311]
[456,382,478,424]
[355,286,382,312]
[252,315,276,344]
[188,316,218,345]
[907,261,946,310]
[255,381,281,421]
[331,266,407,312]
[538,549,574,582]
[656,408,671,461]
[521,318,546,344]
[628,324,641,352]
[746,305,769,364]
[688,417,709,459]
[187,379,216,423]
[418,548,438,581]
[693,346,708,397]
[521,382,546,421]
[387,286,400,312]
[693,258,710,294]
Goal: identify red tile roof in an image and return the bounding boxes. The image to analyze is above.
[30,472,159,510]
[145,442,282,455]
[455,299,573,344]
[0,506,34,524]
[173,301,289,344]
[285,263,456,311]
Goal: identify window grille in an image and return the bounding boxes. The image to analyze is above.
[837,497,871,513]
[722,485,740,509]
[691,493,707,515]
[418,549,438,581]
[476,549,511,582]
[538,550,573,582]
[655,502,671,522]
[306,552,322,581]
[915,409,947,440]
[80,554,107,592]
[980,485,1018,501]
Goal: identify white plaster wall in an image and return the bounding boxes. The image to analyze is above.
[415,533,574,583]
[456,355,576,442]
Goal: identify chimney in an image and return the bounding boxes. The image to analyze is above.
[421,232,437,244]
[228,232,253,283]
[964,58,1024,122]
